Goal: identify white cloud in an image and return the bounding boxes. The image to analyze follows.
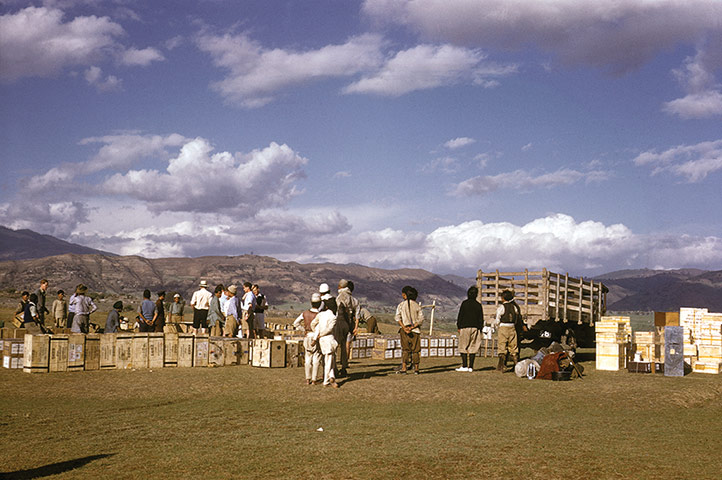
[119,47,165,66]
[197,32,385,107]
[663,90,722,119]
[0,6,123,81]
[452,167,608,196]
[522,143,533,152]
[333,171,352,179]
[362,0,722,74]
[343,44,515,96]
[103,138,308,214]
[444,137,476,149]
[664,42,722,119]
[423,156,459,174]
[79,133,189,173]
[84,65,122,91]
[0,200,89,237]
[634,140,722,182]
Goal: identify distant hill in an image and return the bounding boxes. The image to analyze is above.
[0,225,112,261]
[0,253,466,315]
[597,269,722,312]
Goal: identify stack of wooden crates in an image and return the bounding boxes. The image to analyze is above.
[595,316,631,371]
[680,307,722,374]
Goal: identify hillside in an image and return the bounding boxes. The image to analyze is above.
[0,253,466,314]
[0,225,112,261]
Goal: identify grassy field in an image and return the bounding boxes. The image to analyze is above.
[2,347,722,479]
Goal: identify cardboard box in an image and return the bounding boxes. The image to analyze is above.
[100,333,117,369]
[164,333,179,367]
[178,334,194,368]
[67,333,85,372]
[251,339,285,367]
[194,335,209,367]
[131,334,149,369]
[209,337,225,367]
[49,335,68,372]
[84,334,100,371]
[654,311,680,327]
[116,334,133,369]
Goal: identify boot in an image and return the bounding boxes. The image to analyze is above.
[496,354,506,372]
[468,354,475,371]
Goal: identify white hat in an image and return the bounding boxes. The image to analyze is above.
[311,293,322,302]
[228,285,237,294]
[319,283,330,294]
[173,293,180,298]
[199,280,208,287]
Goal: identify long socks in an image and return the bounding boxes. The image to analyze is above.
[460,353,468,368]
[469,354,475,370]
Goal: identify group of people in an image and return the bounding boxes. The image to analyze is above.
[15,279,100,334]
[14,277,526,379]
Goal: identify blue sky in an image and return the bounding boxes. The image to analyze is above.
[1,0,721,276]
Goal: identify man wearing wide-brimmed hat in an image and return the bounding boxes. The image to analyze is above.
[70,284,97,333]
[190,280,213,334]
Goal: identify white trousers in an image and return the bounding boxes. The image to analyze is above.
[322,352,336,385]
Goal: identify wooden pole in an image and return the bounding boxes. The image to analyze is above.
[428,300,436,335]
[563,273,569,323]
[555,272,560,322]
[578,276,584,325]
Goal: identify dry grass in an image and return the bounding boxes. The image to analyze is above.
[2,349,722,479]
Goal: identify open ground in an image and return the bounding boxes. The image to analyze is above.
[2,346,722,479]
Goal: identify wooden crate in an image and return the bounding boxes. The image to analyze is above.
[222,338,240,365]
[251,339,285,368]
[596,342,627,371]
[148,333,164,369]
[654,311,679,327]
[209,337,224,367]
[23,334,50,374]
[193,335,209,367]
[49,335,68,372]
[67,333,85,372]
[85,334,100,371]
[285,339,303,368]
[100,333,117,369]
[116,334,133,369]
[692,361,722,374]
[132,334,149,369]
[164,332,179,367]
[178,334,194,368]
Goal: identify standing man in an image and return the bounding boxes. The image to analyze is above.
[494,289,523,372]
[138,289,156,333]
[293,293,323,385]
[222,285,240,337]
[313,300,339,389]
[22,293,40,328]
[207,284,225,337]
[319,283,337,314]
[14,291,30,326]
[190,280,212,334]
[154,291,166,333]
[105,301,123,333]
[35,279,49,326]
[67,284,81,330]
[70,285,97,333]
[51,289,68,328]
[240,282,256,339]
[455,286,484,372]
[395,286,424,375]
[169,294,184,325]
[346,281,361,361]
[252,284,268,337]
[335,279,355,377]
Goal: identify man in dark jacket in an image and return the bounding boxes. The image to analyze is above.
[105,301,123,333]
[494,289,523,372]
[456,286,484,372]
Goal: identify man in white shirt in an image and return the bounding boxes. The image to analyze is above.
[313,302,339,388]
[222,285,240,337]
[240,282,256,339]
[190,280,213,334]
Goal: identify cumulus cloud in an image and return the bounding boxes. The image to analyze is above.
[119,47,165,66]
[79,133,189,173]
[84,66,122,91]
[0,6,124,81]
[0,200,89,237]
[444,137,476,149]
[452,167,609,196]
[362,0,722,74]
[343,44,516,96]
[196,32,385,107]
[633,140,722,182]
[103,138,308,214]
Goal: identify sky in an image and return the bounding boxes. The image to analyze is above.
[1,0,722,277]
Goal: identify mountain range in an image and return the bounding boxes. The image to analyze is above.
[1,226,721,314]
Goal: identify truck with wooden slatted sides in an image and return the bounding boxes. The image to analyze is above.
[476,269,608,348]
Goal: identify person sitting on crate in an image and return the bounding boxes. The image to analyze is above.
[312,296,340,389]
[494,289,522,372]
[293,293,323,385]
[395,285,424,375]
[455,286,484,373]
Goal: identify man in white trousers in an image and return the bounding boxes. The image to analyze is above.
[313,301,339,388]
[293,293,323,385]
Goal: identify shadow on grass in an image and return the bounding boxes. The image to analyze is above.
[0,453,114,479]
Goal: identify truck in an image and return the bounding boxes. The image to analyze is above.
[476,269,608,348]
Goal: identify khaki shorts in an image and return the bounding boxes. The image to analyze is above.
[240,311,254,332]
[224,315,238,337]
[458,327,482,354]
[498,325,518,355]
[169,314,183,324]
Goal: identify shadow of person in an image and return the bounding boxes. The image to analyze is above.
[0,453,115,480]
